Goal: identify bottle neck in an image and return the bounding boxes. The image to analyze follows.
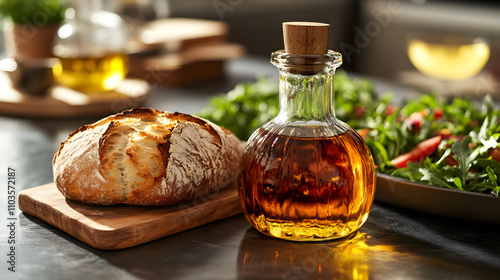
[271,50,342,124]
[276,69,336,123]
[55,0,126,57]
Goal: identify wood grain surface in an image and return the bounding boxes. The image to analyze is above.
[0,72,149,118]
[18,182,242,250]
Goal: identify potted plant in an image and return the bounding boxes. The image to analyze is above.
[0,0,67,58]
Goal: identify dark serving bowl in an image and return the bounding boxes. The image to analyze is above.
[375,172,500,224]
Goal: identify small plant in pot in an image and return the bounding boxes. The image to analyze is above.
[0,0,67,59]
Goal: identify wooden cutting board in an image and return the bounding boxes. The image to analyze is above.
[0,71,149,118]
[18,182,242,250]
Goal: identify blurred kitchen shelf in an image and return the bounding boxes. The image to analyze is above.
[127,18,245,86]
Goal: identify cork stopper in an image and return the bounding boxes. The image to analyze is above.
[283,22,330,55]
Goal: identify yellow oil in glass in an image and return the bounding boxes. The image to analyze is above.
[53,52,128,92]
[407,39,489,80]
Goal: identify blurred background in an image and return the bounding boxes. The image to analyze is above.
[159,0,500,79]
[2,0,500,77]
[1,0,499,115]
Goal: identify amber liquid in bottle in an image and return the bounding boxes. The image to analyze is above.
[240,125,375,241]
[238,42,376,241]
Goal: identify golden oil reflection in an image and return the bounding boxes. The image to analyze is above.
[237,229,396,280]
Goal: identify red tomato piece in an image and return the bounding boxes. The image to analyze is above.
[434,108,443,119]
[488,147,500,162]
[384,104,397,116]
[404,112,424,133]
[357,128,370,139]
[390,135,443,168]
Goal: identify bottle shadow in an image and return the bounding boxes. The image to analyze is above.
[235,206,500,280]
[236,227,376,280]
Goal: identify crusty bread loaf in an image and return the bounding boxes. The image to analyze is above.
[53,108,243,205]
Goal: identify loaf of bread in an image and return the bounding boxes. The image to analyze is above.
[53,108,243,205]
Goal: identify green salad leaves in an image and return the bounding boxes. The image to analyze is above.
[198,71,374,140]
[199,71,500,197]
[199,77,279,140]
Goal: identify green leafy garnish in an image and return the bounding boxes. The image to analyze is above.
[199,71,375,140]
[199,72,500,197]
[0,0,67,26]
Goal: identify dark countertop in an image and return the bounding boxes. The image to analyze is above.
[1,56,500,280]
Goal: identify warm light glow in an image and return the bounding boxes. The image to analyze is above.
[242,231,399,279]
[53,53,128,92]
[408,38,490,80]
[64,8,75,20]
[57,24,74,40]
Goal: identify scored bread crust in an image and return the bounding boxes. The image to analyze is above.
[53,108,243,205]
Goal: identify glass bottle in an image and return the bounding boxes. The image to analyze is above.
[238,22,376,241]
[52,0,128,93]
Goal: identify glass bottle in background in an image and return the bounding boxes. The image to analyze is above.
[52,0,128,93]
[238,22,376,241]
[117,0,170,39]
[118,0,170,23]
[407,31,490,81]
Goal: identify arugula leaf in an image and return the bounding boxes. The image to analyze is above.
[419,166,456,189]
[492,187,500,197]
[392,161,423,182]
[453,177,462,189]
[474,158,500,174]
[450,137,472,189]
[436,148,452,166]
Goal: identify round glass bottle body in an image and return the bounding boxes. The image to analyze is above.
[52,0,128,92]
[238,50,376,241]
